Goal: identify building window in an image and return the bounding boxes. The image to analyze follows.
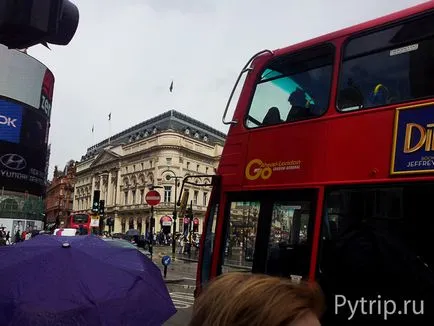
[194,191,199,205]
[203,192,208,206]
[132,190,136,204]
[166,158,172,165]
[140,189,144,204]
[203,135,208,142]
[196,164,200,172]
[185,128,190,135]
[150,160,153,168]
[179,157,183,163]
[187,162,190,170]
[206,167,209,174]
[194,132,199,138]
[141,162,144,170]
[164,186,172,203]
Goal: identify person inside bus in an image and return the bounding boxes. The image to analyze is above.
[189,272,324,326]
[286,88,312,122]
[262,106,282,126]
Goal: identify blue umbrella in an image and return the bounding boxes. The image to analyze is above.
[0,235,176,326]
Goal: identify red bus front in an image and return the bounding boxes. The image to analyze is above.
[197,2,434,325]
[68,213,91,235]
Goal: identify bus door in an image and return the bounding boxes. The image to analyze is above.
[216,188,320,281]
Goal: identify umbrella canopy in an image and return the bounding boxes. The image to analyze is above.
[0,235,176,326]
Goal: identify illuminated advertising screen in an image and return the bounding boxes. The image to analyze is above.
[0,45,54,196]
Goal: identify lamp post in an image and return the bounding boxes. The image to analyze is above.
[164,171,182,256]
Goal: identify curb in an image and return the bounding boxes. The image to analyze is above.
[175,257,198,263]
[164,278,185,284]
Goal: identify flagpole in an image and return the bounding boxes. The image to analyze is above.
[169,80,175,110]
[92,125,95,147]
[108,113,112,145]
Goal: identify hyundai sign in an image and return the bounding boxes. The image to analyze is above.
[0,45,54,196]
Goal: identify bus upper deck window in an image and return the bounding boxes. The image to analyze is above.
[245,44,334,128]
[338,12,434,112]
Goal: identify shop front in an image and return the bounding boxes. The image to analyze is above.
[160,215,173,234]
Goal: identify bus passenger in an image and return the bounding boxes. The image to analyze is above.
[262,106,282,125]
[287,88,311,121]
[189,272,324,326]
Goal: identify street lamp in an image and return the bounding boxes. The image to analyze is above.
[163,170,182,256]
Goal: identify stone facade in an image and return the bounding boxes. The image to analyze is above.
[73,110,225,236]
[45,160,76,226]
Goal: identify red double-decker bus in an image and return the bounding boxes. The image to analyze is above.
[67,213,91,235]
[197,2,434,325]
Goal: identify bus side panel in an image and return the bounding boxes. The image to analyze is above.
[309,187,325,281]
[242,119,328,187]
[209,191,228,280]
[195,184,220,294]
[325,108,395,182]
[218,133,250,187]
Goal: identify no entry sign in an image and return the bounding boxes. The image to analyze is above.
[145,190,161,206]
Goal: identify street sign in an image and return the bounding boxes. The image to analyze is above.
[162,255,171,266]
[145,190,161,206]
[162,255,171,279]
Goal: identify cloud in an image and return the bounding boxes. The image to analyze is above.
[26,0,426,175]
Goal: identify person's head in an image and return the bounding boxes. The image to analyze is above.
[189,273,324,326]
[288,88,307,107]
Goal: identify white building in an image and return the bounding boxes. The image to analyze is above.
[73,110,225,235]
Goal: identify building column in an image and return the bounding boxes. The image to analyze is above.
[91,176,95,198]
[99,175,103,194]
[116,169,121,205]
[107,171,113,206]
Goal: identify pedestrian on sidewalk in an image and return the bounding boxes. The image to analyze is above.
[178,236,184,254]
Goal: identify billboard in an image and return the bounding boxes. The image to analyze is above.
[0,45,54,196]
[0,45,54,119]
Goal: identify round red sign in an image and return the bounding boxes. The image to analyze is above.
[145,190,161,206]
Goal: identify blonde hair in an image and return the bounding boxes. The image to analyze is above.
[189,273,325,326]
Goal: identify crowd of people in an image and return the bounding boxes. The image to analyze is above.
[0,225,44,245]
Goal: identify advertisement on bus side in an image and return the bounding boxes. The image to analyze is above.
[391,102,434,175]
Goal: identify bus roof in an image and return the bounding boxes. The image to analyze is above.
[272,1,434,57]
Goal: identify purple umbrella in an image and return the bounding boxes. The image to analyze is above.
[0,235,176,326]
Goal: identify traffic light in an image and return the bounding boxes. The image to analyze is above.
[186,206,193,221]
[99,200,105,217]
[92,190,100,213]
[0,0,79,49]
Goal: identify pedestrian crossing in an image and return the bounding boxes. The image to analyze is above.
[170,292,195,309]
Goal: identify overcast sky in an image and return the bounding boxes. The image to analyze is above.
[28,0,426,176]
